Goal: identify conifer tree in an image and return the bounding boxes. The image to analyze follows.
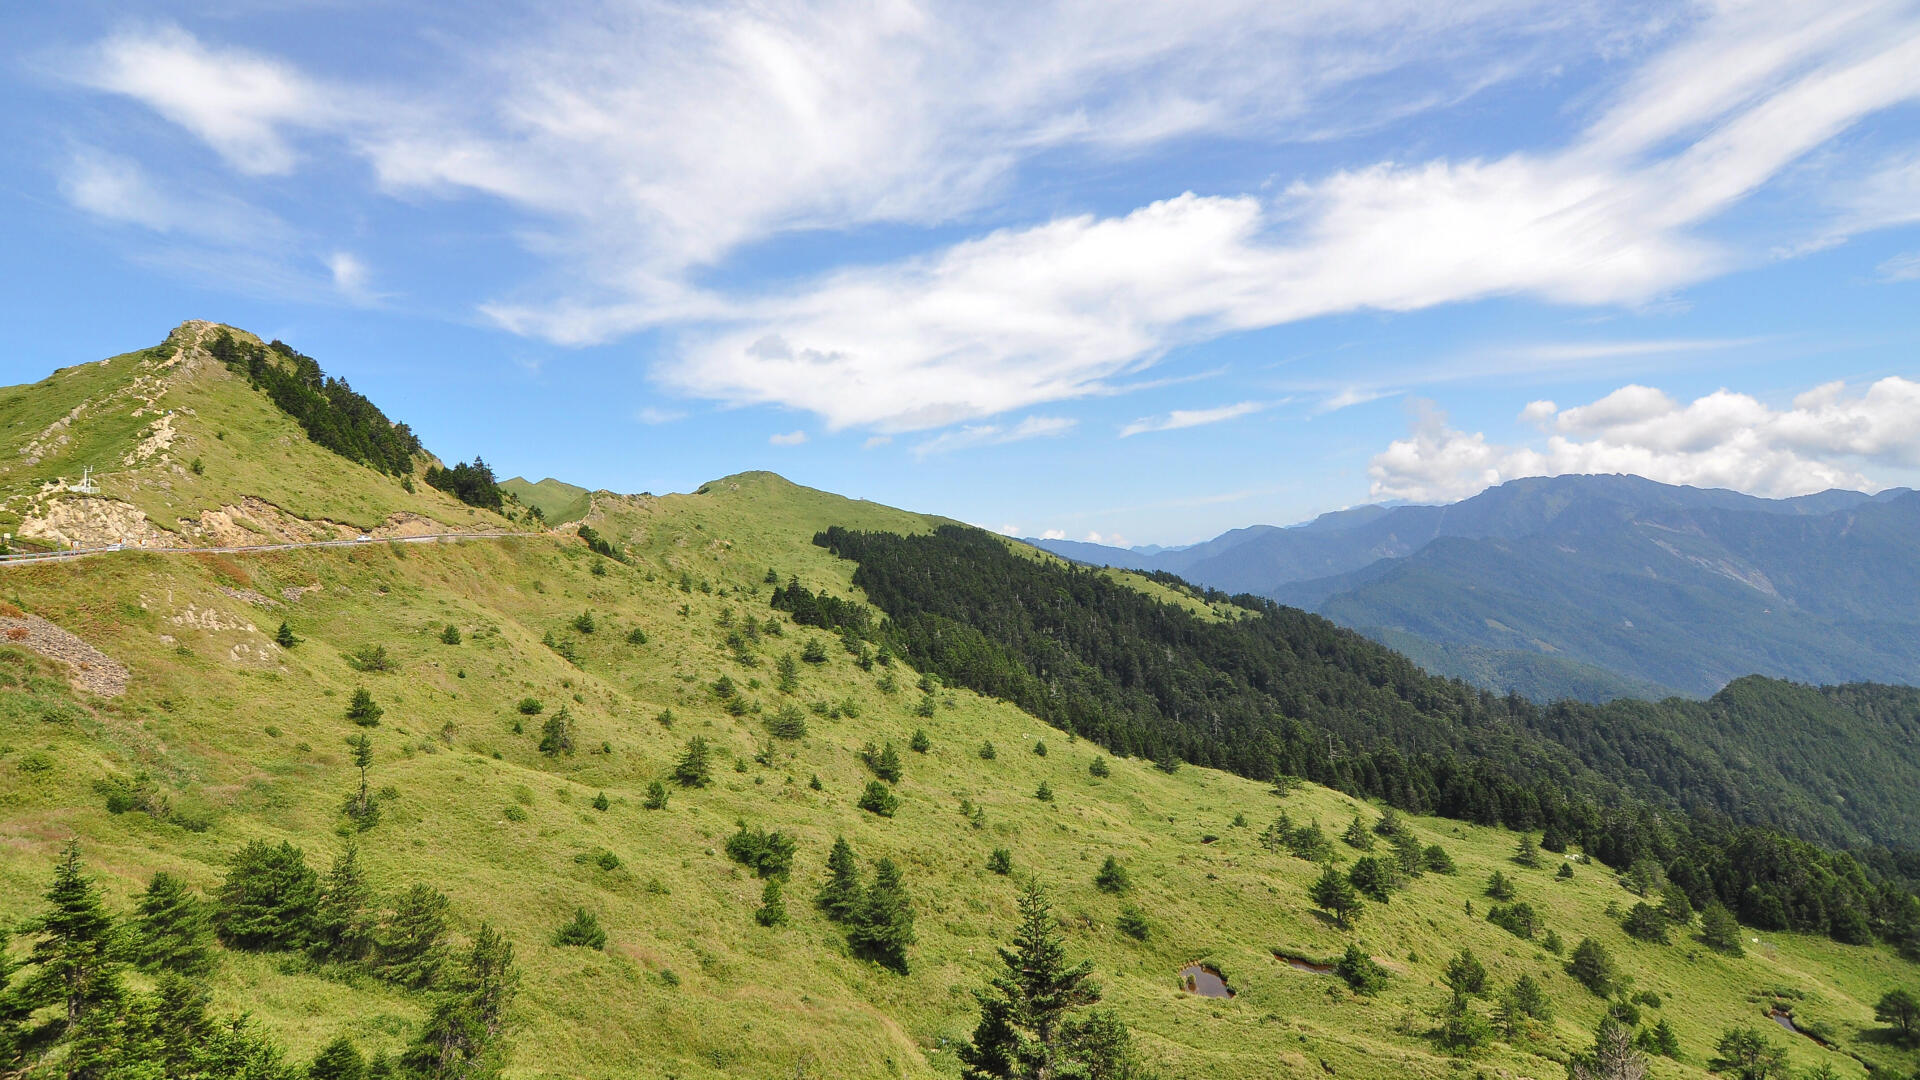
[1443,948,1487,997]
[754,880,788,928]
[910,728,931,753]
[817,837,865,923]
[312,841,377,964]
[216,839,322,951]
[309,1034,367,1080]
[1568,1017,1649,1080]
[404,923,518,1079]
[538,709,574,756]
[849,859,914,975]
[1514,833,1541,868]
[959,880,1139,1080]
[1486,870,1516,900]
[19,841,122,1033]
[1310,864,1363,929]
[1567,937,1619,996]
[1093,856,1130,894]
[377,884,452,989]
[672,736,712,787]
[150,971,218,1076]
[346,734,376,824]
[346,687,383,727]
[1342,815,1375,851]
[132,870,217,977]
[275,621,298,648]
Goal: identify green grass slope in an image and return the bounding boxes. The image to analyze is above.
[500,478,593,526]
[0,321,510,549]
[2,473,1915,1079]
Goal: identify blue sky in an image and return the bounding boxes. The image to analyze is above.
[4,1,1920,546]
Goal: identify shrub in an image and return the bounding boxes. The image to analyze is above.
[767,703,808,740]
[1094,856,1130,894]
[592,791,610,812]
[858,780,900,817]
[1486,901,1539,939]
[801,638,829,664]
[1557,862,1574,879]
[215,840,321,951]
[516,697,544,715]
[538,710,574,756]
[861,741,902,783]
[551,908,607,949]
[1088,756,1110,778]
[439,623,461,645]
[1032,740,1047,757]
[1348,856,1395,902]
[979,740,997,760]
[626,627,648,645]
[571,611,596,634]
[346,688,383,727]
[909,728,931,753]
[1335,945,1388,995]
[1034,781,1054,802]
[725,823,797,878]
[986,848,1013,875]
[1708,1026,1788,1080]
[1435,995,1494,1053]
[1117,905,1150,941]
[347,644,394,673]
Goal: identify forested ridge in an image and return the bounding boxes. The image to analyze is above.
[800,524,1920,950]
[208,329,423,477]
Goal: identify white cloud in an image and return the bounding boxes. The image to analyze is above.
[81,25,331,175]
[635,406,686,424]
[69,5,1920,437]
[1878,252,1920,282]
[911,415,1076,457]
[1368,377,1920,503]
[862,435,893,450]
[1119,400,1270,437]
[1519,399,1558,425]
[325,252,371,300]
[768,430,808,446]
[1040,529,1067,540]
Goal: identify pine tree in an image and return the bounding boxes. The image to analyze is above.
[1566,937,1618,996]
[591,791,610,812]
[1093,856,1130,894]
[642,780,669,810]
[1708,1026,1788,1080]
[550,909,606,949]
[131,870,216,977]
[1342,815,1375,851]
[1658,882,1693,925]
[849,859,914,975]
[404,923,518,1079]
[1642,1016,1681,1058]
[1514,833,1541,868]
[19,841,122,1032]
[439,623,462,646]
[1443,948,1487,996]
[216,839,322,952]
[1310,864,1363,929]
[1622,901,1669,943]
[150,971,218,1076]
[538,709,574,756]
[987,848,1014,876]
[910,728,931,753]
[1088,756,1110,778]
[275,621,298,648]
[979,740,997,760]
[672,736,712,787]
[309,1034,367,1080]
[1699,901,1743,955]
[818,837,866,923]
[1486,870,1516,900]
[754,880,788,928]
[959,880,1114,1080]
[1348,856,1394,902]
[1876,988,1920,1042]
[346,733,376,822]
[857,780,899,817]
[312,841,377,964]
[377,884,451,989]
[1568,1017,1649,1080]
[346,687,383,727]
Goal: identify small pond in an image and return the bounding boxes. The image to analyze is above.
[1180,964,1234,998]
[1275,952,1334,975]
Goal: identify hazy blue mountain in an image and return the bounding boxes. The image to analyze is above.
[1034,474,1919,700]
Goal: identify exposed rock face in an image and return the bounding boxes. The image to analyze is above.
[18,496,179,548]
[0,614,129,697]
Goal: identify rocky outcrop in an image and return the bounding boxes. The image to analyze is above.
[18,496,179,548]
[0,614,129,697]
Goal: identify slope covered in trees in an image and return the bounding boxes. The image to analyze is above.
[812,524,1920,947]
[208,329,423,478]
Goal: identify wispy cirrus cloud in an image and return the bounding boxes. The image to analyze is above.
[1120,400,1272,437]
[911,415,1076,457]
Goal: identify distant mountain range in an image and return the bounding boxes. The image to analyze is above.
[1031,474,1920,700]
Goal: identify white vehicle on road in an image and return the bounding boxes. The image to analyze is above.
[356,535,372,542]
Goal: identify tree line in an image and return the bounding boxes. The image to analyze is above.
[207,329,423,479]
[805,524,1920,951]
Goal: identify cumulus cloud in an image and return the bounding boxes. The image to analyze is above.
[1119,400,1270,437]
[1368,377,1920,503]
[1040,529,1067,540]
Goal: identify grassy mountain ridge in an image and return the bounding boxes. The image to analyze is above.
[0,321,511,551]
[0,330,1916,1079]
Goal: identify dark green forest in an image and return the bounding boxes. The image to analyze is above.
[798,525,1920,951]
[208,329,422,478]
